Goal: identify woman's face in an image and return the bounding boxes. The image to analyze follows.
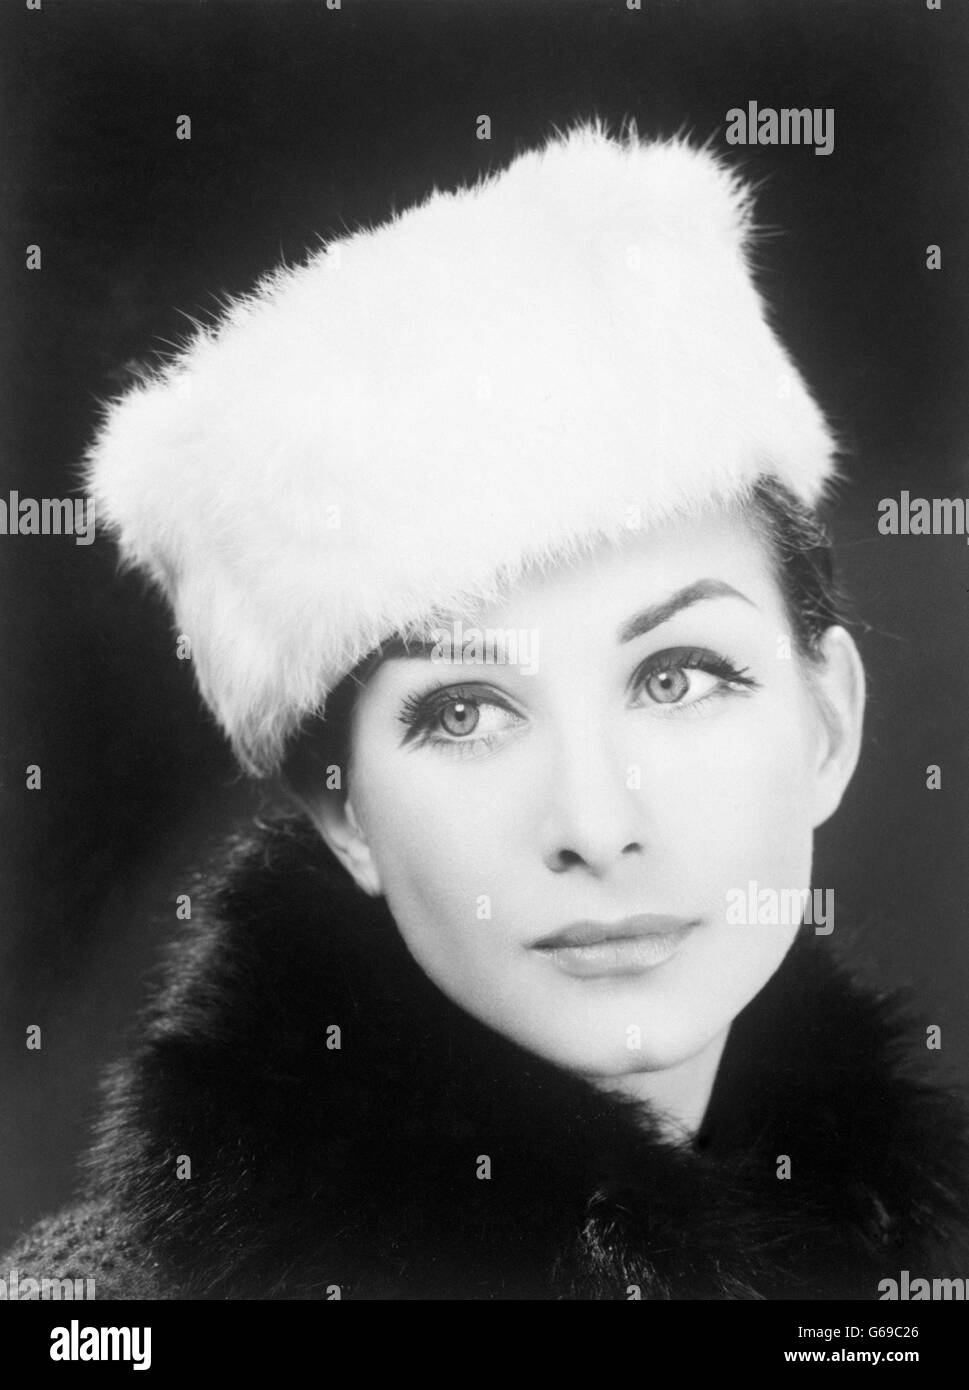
[329,507,862,1080]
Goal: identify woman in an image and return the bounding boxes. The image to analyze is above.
[7,122,968,1299]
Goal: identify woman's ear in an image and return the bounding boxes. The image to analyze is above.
[305,789,384,897]
[807,625,867,830]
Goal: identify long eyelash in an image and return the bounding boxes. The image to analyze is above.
[683,649,756,687]
[632,648,760,703]
[397,687,450,743]
[398,684,511,746]
[398,686,444,731]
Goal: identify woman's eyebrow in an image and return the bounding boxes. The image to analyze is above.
[618,580,756,644]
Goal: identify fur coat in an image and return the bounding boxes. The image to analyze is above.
[5,815,969,1300]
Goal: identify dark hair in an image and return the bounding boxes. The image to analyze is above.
[281,659,363,804]
[745,474,843,660]
[283,473,844,800]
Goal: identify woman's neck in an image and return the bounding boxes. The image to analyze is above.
[590,1026,730,1142]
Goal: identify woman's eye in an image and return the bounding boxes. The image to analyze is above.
[633,649,757,712]
[642,666,716,705]
[400,688,524,751]
[434,696,519,742]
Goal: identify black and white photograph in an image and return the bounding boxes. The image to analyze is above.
[1,0,967,1359]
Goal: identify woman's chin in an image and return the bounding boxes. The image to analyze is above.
[500,1013,726,1081]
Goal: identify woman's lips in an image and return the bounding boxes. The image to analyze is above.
[530,915,696,978]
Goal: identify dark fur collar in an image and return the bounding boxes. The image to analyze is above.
[88,815,969,1300]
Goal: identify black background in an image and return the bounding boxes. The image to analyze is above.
[1,0,967,1252]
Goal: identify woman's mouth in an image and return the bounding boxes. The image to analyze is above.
[530,915,696,979]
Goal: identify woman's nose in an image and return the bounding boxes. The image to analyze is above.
[538,722,648,876]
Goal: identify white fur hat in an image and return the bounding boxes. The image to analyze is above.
[88,120,836,775]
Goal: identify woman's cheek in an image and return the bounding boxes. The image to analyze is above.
[651,709,815,903]
[356,767,500,947]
